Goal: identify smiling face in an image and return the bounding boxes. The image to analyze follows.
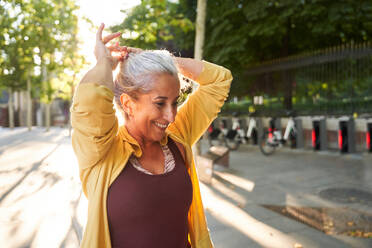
[122,72,180,143]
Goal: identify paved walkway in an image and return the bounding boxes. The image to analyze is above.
[200,140,372,248]
[0,127,84,248]
[0,127,371,247]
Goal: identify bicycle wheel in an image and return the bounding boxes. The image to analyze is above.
[259,130,276,155]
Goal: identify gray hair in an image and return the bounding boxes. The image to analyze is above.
[114,50,179,114]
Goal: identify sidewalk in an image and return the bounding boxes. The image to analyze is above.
[0,128,371,247]
[200,140,372,248]
[0,127,85,248]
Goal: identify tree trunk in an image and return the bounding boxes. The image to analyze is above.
[45,102,51,132]
[194,0,207,61]
[193,0,207,157]
[8,88,14,129]
[27,76,32,131]
[41,62,51,132]
[281,19,293,110]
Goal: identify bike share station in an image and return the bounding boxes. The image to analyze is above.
[258,116,304,155]
[197,114,371,182]
[309,116,361,153]
[311,116,359,153]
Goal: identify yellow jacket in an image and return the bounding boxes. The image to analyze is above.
[71,60,232,248]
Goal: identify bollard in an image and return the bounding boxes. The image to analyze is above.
[367,122,372,153]
[294,118,304,149]
[312,117,327,151]
[338,117,356,153]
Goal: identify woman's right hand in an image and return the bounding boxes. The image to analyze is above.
[95,23,127,70]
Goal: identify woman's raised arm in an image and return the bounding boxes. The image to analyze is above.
[174,57,203,81]
[70,24,127,172]
[169,58,233,146]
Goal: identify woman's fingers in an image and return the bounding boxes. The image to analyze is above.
[96,23,104,42]
[107,43,127,52]
[127,47,142,54]
[95,22,121,45]
[107,43,128,61]
[102,32,121,44]
[108,45,127,57]
[107,45,120,52]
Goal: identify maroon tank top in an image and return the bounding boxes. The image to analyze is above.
[107,138,193,248]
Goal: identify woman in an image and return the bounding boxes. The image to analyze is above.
[71,23,232,248]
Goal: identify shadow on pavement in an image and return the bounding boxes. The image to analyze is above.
[0,143,61,204]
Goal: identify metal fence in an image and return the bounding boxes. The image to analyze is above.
[242,41,372,117]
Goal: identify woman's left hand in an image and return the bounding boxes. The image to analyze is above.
[95,23,128,70]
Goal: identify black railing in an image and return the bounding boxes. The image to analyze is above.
[233,41,372,116]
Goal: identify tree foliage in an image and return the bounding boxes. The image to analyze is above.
[109,0,371,101]
[110,0,195,56]
[0,0,83,101]
[203,0,372,97]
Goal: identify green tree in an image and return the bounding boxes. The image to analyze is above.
[110,0,194,55]
[0,0,84,130]
[203,0,372,103]
[106,0,371,110]
[0,1,34,128]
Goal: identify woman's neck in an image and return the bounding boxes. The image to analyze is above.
[124,123,157,152]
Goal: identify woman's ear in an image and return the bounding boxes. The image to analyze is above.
[120,93,134,117]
